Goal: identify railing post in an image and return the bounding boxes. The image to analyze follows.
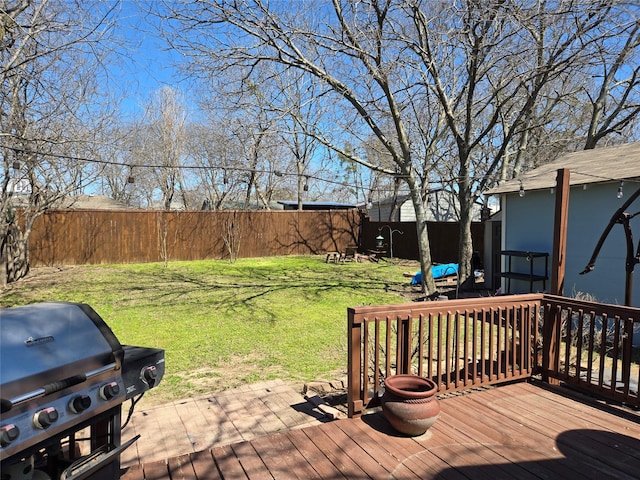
[347,308,363,417]
[398,316,411,374]
[622,318,633,395]
[542,301,561,385]
[551,168,570,296]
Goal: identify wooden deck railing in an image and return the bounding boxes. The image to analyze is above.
[347,294,543,417]
[347,294,640,417]
[541,294,640,408]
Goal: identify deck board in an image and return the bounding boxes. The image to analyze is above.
[189,450,222,480]
[284,429,344,479]
[121,381,640,480]
[212,444,248,479]
[322,421,392,478]
[480,385,640,479]
[229,442,271,480]
[334,418,420,478]
[167,454,197,480]
[439,387,629,480]
[304,422,369,478]
[141,460,170,480]
[248,435,296,480]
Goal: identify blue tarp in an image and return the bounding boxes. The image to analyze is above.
[411,263,458,285]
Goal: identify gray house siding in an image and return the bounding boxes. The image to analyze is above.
[369,192,483,222]
[501,181,639,306]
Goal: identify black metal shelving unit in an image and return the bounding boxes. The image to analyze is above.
[500,250,549,293]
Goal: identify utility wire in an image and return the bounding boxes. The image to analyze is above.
[6,145,639,195]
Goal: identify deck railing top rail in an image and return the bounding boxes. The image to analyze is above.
[348,293,545,322]
[542,293,640,318]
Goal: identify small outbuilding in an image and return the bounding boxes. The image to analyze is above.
[485,142,640,308]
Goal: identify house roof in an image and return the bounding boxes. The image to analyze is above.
[58,194,130,210]
[485,142,640,195]
[277,200,356,210]
[372,189,443,207]
[9,193,131,210]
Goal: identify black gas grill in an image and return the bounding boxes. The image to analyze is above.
[0,302,164,479]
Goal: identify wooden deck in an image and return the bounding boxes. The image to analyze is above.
[120,381,640,479]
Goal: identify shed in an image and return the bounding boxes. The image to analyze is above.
[485,142,640,309]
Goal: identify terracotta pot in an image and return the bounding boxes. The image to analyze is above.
[381,374,440,436]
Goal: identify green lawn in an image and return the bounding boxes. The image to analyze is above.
[0,256,418,404]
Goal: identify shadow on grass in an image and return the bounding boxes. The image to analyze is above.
[70,259,412,323]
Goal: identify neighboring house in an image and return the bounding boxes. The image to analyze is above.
[485,142,640,311]
[58,194,130,210]
[9,193,130,210]
[367,190,484,222]
[277,201,356,211]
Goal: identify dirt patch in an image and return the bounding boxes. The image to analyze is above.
[13,265,89,283]
[0,265,110,304]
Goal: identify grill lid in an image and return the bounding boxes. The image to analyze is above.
[0,302,123,400]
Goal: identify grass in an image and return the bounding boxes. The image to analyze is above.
[0,255,419,404]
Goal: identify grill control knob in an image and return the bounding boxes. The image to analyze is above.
[1,424,19,447]
[34,407,58,429]
[99,381,120,401]
[141,365,157,387]
[70,394,92,414]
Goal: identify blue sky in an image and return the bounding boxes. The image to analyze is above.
[113,1,183,120]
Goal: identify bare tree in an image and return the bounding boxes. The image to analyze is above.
[190,64,295,210]
[155,1,442,293]
[408,1,640,287]
[275,71,323,210]
[92,123,146,207]
[156,0,640,294]
[581,18,640,149]
[187,122,243,210]
[0,0,120,284]
[135,86,189,210]
[197,63,338,208]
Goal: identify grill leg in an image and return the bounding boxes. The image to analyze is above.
[91,406,122,451]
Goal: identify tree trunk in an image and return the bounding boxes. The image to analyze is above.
[457,203,474,290]
[0,241,7,288]
[457,157,474,291]
[5,224,31,283]
[409,188,436,295]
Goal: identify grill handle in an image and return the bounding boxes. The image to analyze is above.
[5,363,116,410]
[0,399,12,414]
[42,374,87,395]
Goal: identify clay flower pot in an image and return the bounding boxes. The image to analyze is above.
[381,374,440,436]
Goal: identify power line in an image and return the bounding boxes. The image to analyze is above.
[6,145,639,198]
[5,145,415,194]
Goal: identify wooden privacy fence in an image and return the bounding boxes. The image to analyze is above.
[360,219,485,263]
[29,209,361,266]
[29,209,487,266]
[347,293,640,417]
